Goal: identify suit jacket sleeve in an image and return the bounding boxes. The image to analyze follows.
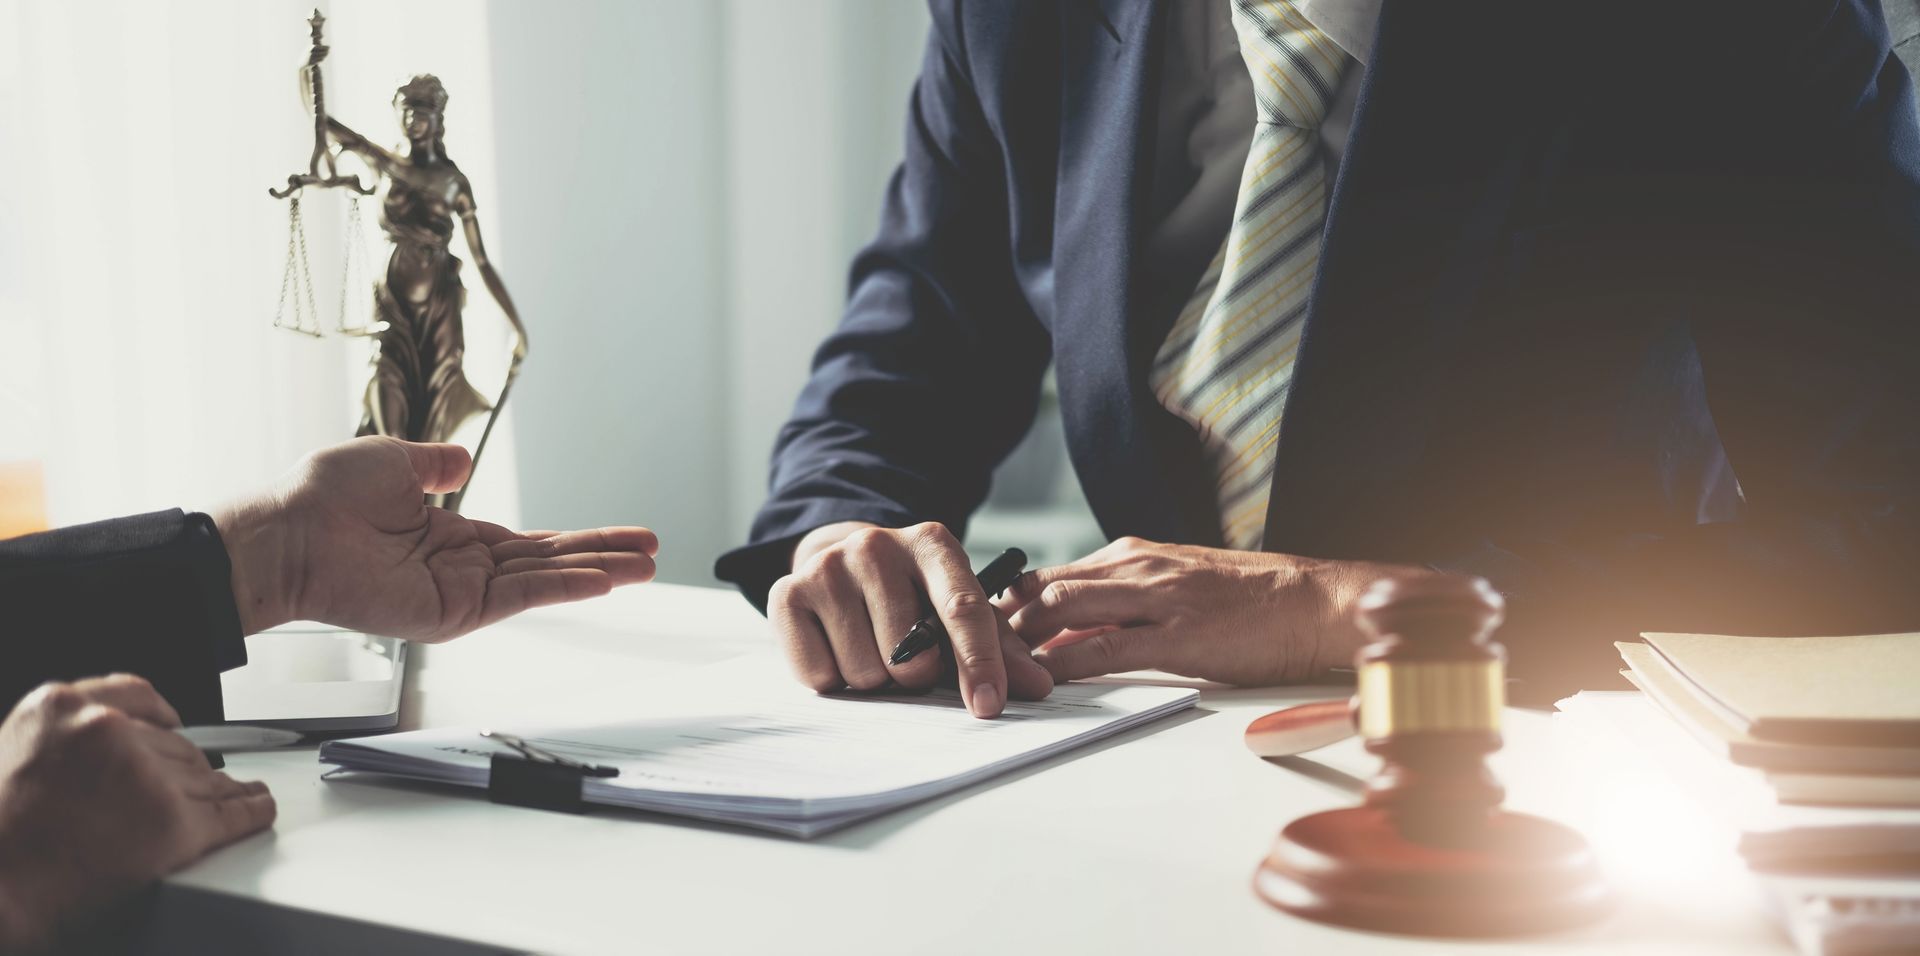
[714,4,1053,611]
[0,510,247,724]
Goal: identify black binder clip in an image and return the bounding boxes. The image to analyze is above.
[480,730,619,814]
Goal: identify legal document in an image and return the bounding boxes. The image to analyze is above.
[320,663,1199,836]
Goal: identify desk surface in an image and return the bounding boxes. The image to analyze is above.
[163,584,1790,955]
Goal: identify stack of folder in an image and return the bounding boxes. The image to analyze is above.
[1618,632,1920,816]
[1558,631,1920,954]
[1612,633,1912,867]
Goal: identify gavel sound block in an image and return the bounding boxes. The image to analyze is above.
[1250,575,1610,937]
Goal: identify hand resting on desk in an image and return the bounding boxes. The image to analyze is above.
[0,675,273,950]
[1004,538,1413,686]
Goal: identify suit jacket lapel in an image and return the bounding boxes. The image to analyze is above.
[1261,0,1541,558]
[1055,0,1224,546]
[1260,0,1395,554]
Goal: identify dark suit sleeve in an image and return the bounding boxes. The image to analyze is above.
[0,510,247,724]
[1438,2,1920,704]
[714,5,1053,611]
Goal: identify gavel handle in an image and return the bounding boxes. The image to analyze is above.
[1244,698,1357,757]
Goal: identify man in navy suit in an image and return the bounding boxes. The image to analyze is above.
[717,0,1920,715]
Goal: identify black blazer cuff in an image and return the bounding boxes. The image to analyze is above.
[0,509,248,723]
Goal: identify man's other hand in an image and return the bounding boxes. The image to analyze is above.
[0,676,275,948]
[215,436,660,640]
[769,521,1053,718]
[1002,537,1416,686]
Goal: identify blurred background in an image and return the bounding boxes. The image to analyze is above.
[0,0,1104,585]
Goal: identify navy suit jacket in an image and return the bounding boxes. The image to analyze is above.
[717,0,1920,700]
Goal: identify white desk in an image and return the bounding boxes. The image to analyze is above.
[154,584,1791,954]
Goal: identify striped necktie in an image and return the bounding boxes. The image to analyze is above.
[1150,0,1350,551]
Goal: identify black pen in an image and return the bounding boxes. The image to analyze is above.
[889,548,1029,666]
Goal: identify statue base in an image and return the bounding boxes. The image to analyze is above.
[1253,805,1610,937]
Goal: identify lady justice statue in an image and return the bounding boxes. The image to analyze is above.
[327,75,526,443]
[269,11,524,511]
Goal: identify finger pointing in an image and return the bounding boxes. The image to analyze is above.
[906,525,1004,718]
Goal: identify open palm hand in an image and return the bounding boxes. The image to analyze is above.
[219,438,657,639]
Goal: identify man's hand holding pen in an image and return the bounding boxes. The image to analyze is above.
[771,521,1054,718]
[774,525,1424,707]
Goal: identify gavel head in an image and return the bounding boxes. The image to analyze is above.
[1356,574,1505,653]
[1352,574,1509,841]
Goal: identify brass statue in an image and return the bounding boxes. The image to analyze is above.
[326,76,527,444]
[269,11,524,512]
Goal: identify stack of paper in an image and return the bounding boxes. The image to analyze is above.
[1556,681,1920,956]
[1620,632,1920,808]
[1560,630,1920,954]
[320,679,1198,837]
[1556,688,1920,868]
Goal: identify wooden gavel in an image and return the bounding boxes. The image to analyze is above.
[1248,573,1610,937]
[1244,575,1505,760]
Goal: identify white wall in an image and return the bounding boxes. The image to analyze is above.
[721,1,933,548]
[486,0,931,585]
[484,0,732,584]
